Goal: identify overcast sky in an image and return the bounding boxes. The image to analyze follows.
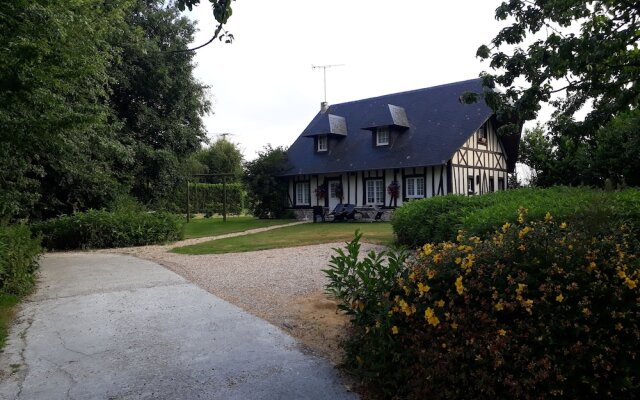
[185,1,518,161]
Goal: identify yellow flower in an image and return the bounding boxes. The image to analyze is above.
[409,272,416,281]
[518,244,526,251]
[615,323,623,331]
[424,307,440,327]
[502,222,511,233]
[436,299,445,308]
[451,322,458,330]
[403,285,411,296]
[582,308,590,316]
[587,262,597,273]
[518,226,532,239]
[398,299,413,316]
[422,243,434,256]
[454,257,462,265]
[498,329,507,336]
[391,326,399,335]
[427,268,436,279]
[433,253,443,263]
[624,278,637,289]
[418,282,430,296]
[517,208,528,224]
[544,212,553,222]
[494,301,504,311]
[456,230,465,242]
[556,293,564,303]
[618,270,627,279]
[516,283,527,294]
[461,254,475,270]
[375,320,381,328]
[560,222,567,229]
[455,276,465,295]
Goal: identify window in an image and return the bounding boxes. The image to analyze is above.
[366,179,384,205]
[376,128,390,146]
[405,177,425,198]
[467,176,475,194]
[477,124,487,145]
[498,177,505,191]
[489,176,495,192]
[317,135,328,152]
[296,182,310,205]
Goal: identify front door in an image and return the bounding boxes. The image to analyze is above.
[328,180,342,210]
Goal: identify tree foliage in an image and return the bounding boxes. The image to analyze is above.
[244,146,290,219]
[476,1,640,138]
[195,138,244,181]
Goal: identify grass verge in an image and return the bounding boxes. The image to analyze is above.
[173,222,394,254]
[0,294,20,349]
[183,216,295,239]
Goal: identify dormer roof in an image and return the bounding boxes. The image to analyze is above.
[301,114,347,137]
[362,104,410,130]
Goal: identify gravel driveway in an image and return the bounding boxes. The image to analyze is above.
[103,225,384,363]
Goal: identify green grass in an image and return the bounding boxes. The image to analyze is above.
[0,294,19,349]
[182,216,295,239]
[173,222,394,254]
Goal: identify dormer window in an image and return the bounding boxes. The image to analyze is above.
[477,124,488,145]
[317,135,328,152]
[376,128,390,146]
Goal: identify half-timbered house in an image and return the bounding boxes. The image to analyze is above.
[281,79,520,219]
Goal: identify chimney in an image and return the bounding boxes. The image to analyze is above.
[320,101,329,113]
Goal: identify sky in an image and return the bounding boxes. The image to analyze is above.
[184,1,527,162]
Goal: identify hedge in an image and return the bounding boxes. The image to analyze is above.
[392,186,640,248]
[0,225,41,295]
[34,210,184,250]
[326,214,640,398]
[189,183,245,216]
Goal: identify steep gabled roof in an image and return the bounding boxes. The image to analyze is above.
[283,78,519,176]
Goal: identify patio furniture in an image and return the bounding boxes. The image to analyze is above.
[326,203,346,222]
[312,206,325,223]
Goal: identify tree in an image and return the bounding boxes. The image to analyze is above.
[0,0,130,221]
[518,125,554,187]
[473,1,639,139]
[594,108,640,187]
[195,138,244,180]
[108,0,211,207]
[244,146,290,219]
[174,0,234,50]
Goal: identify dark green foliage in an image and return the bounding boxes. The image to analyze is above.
[392,187,640,248]
[594,108,640,187]
[329,216,640,399]
[189,183,245,216]
[35,210,184,250]
[0,225,41,296]
[195,138,244,181]
[244,145,291,218]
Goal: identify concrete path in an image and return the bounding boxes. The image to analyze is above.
[0,253,357,400]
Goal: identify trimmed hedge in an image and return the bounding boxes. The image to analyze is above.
[189,183,245,216]
[0,225,41,295]
[392,186,640,248]
[326,214,640,398]
[34,210,184,250]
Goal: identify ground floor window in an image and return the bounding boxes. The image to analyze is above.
[467,176,475,194]
[498,177,505,190]
[489,176,495,192]
[366,179,384,205]
[405,177,425,198]
[295,182,310,205]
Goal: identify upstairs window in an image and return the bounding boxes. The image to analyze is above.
[295,182,310,205]
[477,124,488,145]
[406,177,425,198]
[376,128,390,146]
[317,135,328,152]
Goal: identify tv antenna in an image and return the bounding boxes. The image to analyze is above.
[312,64,344,103]
[213,132,234,140]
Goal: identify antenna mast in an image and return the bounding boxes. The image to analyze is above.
[312,64,344,103]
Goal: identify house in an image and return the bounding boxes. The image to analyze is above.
[281,78,520,220]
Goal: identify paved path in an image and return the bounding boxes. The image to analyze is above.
[0,253,357,400]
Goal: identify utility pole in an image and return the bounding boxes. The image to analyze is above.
[312,64,345,103]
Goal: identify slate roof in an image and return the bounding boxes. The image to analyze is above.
[282,78,519,176]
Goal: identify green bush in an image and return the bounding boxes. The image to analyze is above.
[34,210,184,250]
[189,183,245,216]
[326,214,640,399]
[392,186,640,247]
[0,225,41,295]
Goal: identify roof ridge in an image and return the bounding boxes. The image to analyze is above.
[327,78,481,110]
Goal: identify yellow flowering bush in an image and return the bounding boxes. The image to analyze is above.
[326,213,639,399]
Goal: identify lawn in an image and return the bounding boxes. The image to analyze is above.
[173,222,395,254]
[0,294,19,349]
[182,216,295,239]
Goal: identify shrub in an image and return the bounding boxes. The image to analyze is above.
[392,186,640,248]
[0,225,41,295]
[326,213,640,399]
[189,182,245,216]
[34,210,184,250]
